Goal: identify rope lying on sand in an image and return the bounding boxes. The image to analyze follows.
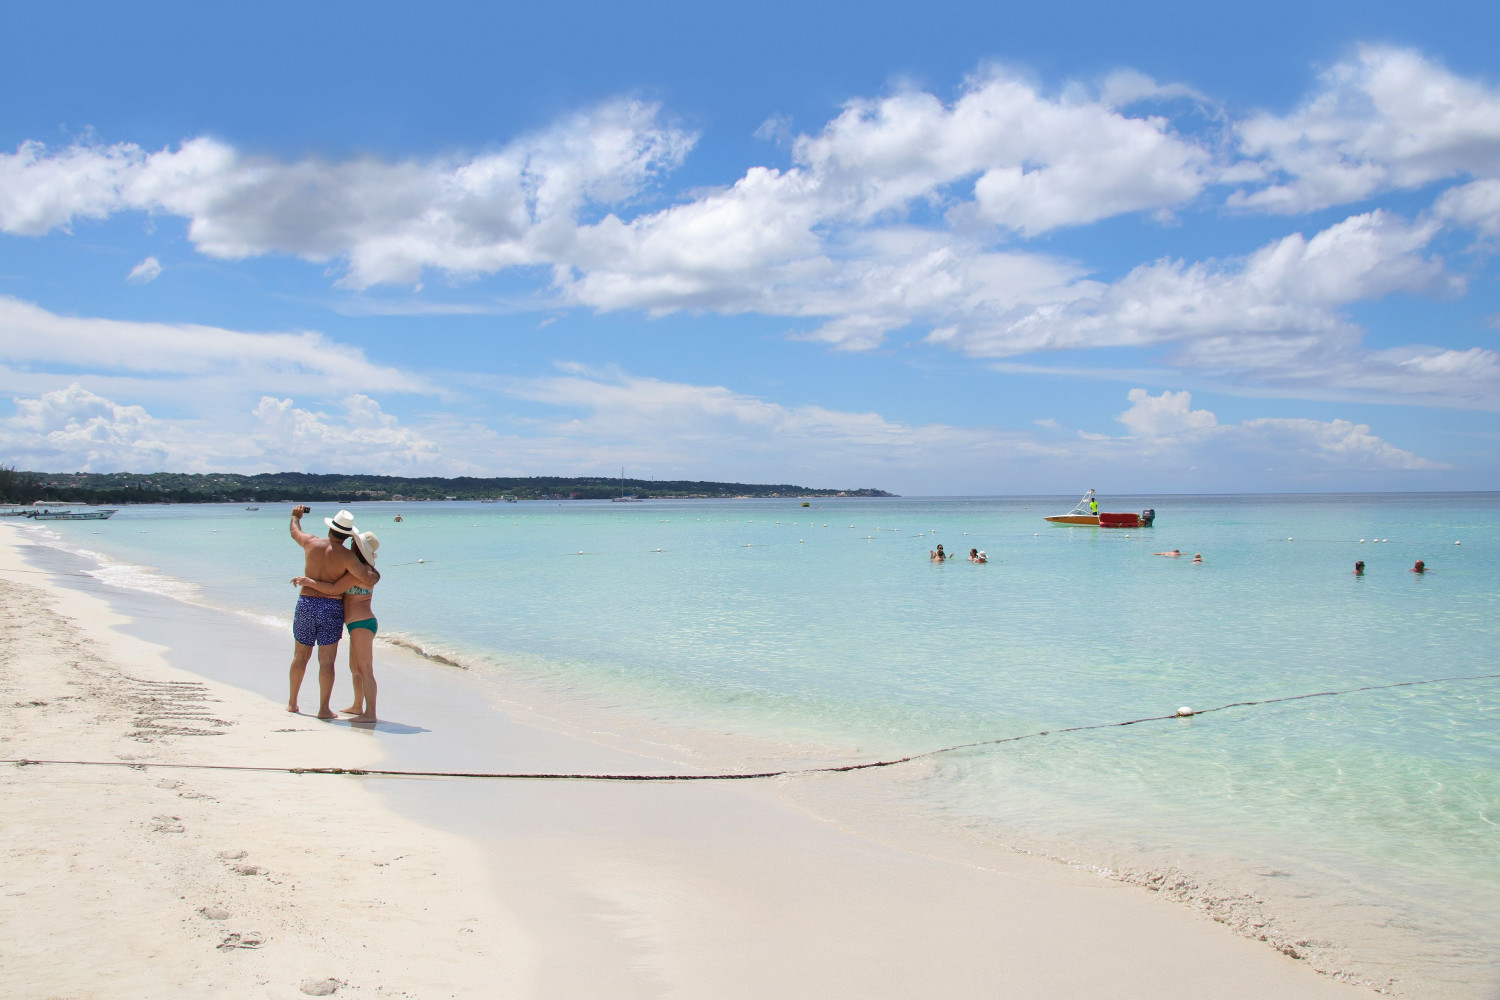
[8,671,1499,782]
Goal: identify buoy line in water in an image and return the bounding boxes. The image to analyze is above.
[7,670,1499,783]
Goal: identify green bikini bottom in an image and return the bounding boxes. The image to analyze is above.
[346,617,378,635]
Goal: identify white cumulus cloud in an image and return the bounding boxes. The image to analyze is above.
[0,385,465,475]
[1231,46,1500,214]
[250,395,456,474]
[2,383,172,471]
[2,50,1500,412]
[1113,388,1441,471]
[1116,386,1440,473]
[0,100,695,289]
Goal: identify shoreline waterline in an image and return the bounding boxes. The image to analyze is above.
[7,496,1499,996]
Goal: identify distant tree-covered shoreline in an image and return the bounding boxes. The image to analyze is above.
[10,470,895,505]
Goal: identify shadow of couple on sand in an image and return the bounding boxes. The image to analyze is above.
[326,718,429,735]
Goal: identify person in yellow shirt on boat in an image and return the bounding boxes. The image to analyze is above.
[1089,495,1098,515]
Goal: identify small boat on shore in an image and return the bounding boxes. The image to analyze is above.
[1044,491,1154,528]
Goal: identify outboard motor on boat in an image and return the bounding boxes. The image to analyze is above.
[1140,508,1155,526]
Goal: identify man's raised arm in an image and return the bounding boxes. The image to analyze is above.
[289,505,315,547]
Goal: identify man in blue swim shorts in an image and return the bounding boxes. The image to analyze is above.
[286,506,378,718]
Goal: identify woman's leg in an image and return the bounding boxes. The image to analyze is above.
[348,628,377,723]
[339,598,362,715]
[340,652,365,716]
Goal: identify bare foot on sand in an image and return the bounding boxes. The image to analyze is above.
[348,714,377,725]
[338,705,361,715]
[316,709,337,720]
[286,703,299,714]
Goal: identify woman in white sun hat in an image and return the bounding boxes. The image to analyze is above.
[294,529,382,724]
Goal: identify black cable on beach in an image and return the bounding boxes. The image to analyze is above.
[7,670,1499,782]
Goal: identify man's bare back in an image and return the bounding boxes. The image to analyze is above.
[292,508,365,591]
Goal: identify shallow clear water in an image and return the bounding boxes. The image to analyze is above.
[23,494,1500,991]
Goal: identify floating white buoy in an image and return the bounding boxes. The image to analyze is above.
[1455,540,1461,545]
[1288,537,1294,542]
[1034,532,1039,537]
[799,539,804,543]
[417,558,425,564]
[1360,539,1366,543]
[1176,706,1194,718]
[578,550,584,555]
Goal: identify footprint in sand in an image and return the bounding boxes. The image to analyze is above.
[157,779,182,790]
[231,863,267,876]
[216,931,265,951]
[217,850,247,860]
[299,978,343,996]
[198,906,230,920]
[178,790,214,800]
[150,814,185,833]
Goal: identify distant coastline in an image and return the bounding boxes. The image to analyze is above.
[6,469,896,505]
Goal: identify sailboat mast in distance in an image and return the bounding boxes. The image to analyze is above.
[611,466,642,502]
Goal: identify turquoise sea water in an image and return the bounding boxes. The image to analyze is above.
[22,494,1500,993]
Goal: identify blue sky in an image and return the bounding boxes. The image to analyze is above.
[2,0,1499,494]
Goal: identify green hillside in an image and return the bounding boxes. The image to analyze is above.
[11,470,895,504]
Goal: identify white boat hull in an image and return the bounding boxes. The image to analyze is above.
[1044,514,1099,525]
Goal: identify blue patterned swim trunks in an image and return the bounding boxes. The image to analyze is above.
[293,595,345,647]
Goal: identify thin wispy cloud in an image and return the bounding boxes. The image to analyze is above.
[0,296,433,398]
[125,255,162,284]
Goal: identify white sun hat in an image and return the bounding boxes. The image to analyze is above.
[353,530,380,564]
[324,509,357,537]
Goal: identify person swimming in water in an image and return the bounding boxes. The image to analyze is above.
[930,543,949,562]
[1354,560,1365,576]
[1411,559,1427,574]
[1153,549,1182,558]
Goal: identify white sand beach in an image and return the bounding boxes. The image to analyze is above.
[0,520,1370,999]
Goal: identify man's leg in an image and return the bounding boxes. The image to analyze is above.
[288,642,313,713]
[316,642,339,720]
